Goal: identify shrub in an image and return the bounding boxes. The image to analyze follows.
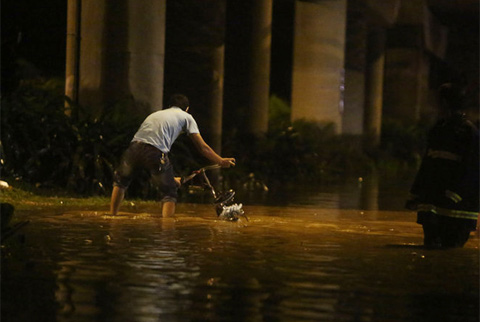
[223,117,373,189]
[1,79,143,195]
[380,117,427,169]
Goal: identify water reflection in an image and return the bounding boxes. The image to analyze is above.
[242,174,411,212]
[2,183,478,321]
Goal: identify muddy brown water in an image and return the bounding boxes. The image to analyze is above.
[2,181,479,321]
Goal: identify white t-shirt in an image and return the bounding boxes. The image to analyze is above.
[132,107,200,153]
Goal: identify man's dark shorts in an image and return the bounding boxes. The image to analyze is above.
[113,141,178,203]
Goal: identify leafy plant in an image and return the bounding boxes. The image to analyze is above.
[380,117,427,168]
[1,79,143,195]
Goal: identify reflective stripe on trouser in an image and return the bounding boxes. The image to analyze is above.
[417,203,478,220]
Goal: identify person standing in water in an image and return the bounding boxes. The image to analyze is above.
[405,83,479,248]
[110,94,235,217]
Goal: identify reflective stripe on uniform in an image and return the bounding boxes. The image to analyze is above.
[427,149,462,161]
[417,203,478,220]
[445,190,462,203]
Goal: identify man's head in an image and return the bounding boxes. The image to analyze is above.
[168,94,190,111]
[438,83,465,111]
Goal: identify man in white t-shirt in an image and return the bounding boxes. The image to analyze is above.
[111,94,235,217]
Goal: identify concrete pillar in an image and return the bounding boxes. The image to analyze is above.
[384,45,429,122]
[163,0,225,154]
[209,45,225,153]
[343,1,367,135]
[78,0,106,110]
[101,0,130,105]
[383,0,430,123]
[223,0,272,137]
[360,171,379,211]
[196,44,225,154]
[128,0,166,111]
[247,0,273,135]
[65,0,80,109]
[78,0,166,112]
[291,0,347,134]
[364,27,386,147]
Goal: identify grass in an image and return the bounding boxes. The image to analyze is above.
[0,181,160,211]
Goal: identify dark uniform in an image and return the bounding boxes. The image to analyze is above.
[406,112,479,248]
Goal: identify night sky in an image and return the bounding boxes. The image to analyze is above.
[2,0,67,78]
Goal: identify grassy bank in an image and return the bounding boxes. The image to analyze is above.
[0,183,161,212]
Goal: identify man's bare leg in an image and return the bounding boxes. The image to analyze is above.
[162,201,176,217]
[110,186,125,215]
[160,178,181,217]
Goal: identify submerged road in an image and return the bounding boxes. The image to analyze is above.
[2,201,478,321]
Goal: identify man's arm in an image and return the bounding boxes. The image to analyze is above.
[189,133,235,167]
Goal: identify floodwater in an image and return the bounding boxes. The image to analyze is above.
[2,178,479,322]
